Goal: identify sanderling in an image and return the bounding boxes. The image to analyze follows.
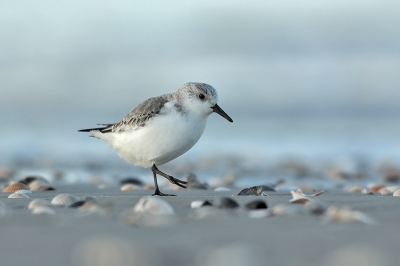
[79,82,233,196]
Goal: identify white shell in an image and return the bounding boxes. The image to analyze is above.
[32,206,56,215]
[15,190,32,194]
[29,179,51,191]
[289,190,312,204]
[51,193,80,206]
[392,189,400,197]
[8,193,30,198]
[378,188,392,195]
[323,206,376,224]
[133,196,174,215]
[386,186,400,193]
[28,199,52,210]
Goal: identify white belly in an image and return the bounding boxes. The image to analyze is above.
[95,111,207,168]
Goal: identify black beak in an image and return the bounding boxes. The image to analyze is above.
[211,104,233,122]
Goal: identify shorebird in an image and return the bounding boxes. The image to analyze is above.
[79,82,233,196]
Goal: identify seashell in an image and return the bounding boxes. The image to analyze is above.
[28,199,52,210]
[295,189,324,197]
[68,200,87,208]
[304,201,325,215]
[186,173,208,190]
[36,186,56,191]
[361,188,373,194]
[2,183,29,193]
[79,201,112,216]
[369,184,385,192]
[19,175,49,185]
[84,196,97,202]
[190,200,213,209]
[245,200,268,210]
[8,193,29,198]
[271,204,303,216]
[238,186,267,196]
[392,189,400,197]
[133,196,174,215]
[120,184,139,191]
[15,189,32,194]
[143,185,155,190]
[119,177,144,186]
[289,190,312,204]
[378,188,392,195]
[216,197,240,209]
[28,179,51,191]
[32,206,56,215]
[51,193,80,207]
[344,184,364,193]
[214,187,231,192]
[386,186,400,193]
[323,206,376,224]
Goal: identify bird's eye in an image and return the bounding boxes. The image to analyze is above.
[198,94,205,100]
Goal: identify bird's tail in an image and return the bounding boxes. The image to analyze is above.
[78,124,114,133]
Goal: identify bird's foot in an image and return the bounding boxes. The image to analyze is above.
[152,189,176,196]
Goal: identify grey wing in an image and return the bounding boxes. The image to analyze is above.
[112,95,170,132]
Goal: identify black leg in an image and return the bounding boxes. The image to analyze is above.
[151,164,187,196]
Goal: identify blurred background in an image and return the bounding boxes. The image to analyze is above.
[1,1,399,179]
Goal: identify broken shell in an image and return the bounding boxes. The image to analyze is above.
[8,193,29,198]
[2,183,29,193]
[216,197,240,209]
[133,196,174,215]
[191,200,213,209]
[295,189,324,197]
[245,200,268,210]
[51,193,80,207]
[120,184,139,191]
[238,186,267,196]
[392,189,400,196]
[324,206,376,224]
[32,206,56,215]
[28,199,52,210]
[304,201,325,215]
[289,190,312,204]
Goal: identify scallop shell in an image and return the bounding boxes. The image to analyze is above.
[28,199,52,210]
[51,193,80,206]
[238,186,267,196]
[2,183,29,193]
[392,189,400,196]
[8,193,30,198]
[121,184,139,191]
[245,200,268,210]
[32,206,56,215]
[133,196,174,215]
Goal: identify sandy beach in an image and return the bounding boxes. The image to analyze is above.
[1,176,400,266]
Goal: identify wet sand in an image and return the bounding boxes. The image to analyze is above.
[1,184,400,266]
